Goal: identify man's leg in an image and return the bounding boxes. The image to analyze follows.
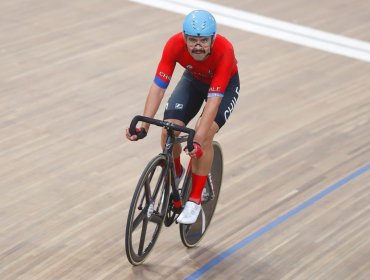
[162,72,204,177]
[161,118,185,177]
[188,120,219,203]
[176,121,218,224]
[177,72,240,224]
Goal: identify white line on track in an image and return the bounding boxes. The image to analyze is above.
[130,0,370,62]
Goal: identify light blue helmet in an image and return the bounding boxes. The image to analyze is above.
[183,10,217,37]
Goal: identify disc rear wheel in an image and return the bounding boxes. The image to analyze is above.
[179,141,223,247]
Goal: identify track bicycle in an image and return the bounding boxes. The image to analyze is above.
[125,115,223,265]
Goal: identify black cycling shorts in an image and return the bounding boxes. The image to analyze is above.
[163,70,240,129]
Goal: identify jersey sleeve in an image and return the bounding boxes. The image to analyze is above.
[208,45,236,97]
[153,36,178,89]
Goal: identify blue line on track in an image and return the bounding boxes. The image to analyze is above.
[185,162,370,280]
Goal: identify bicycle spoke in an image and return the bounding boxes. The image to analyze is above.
[138,218,148,255]
[152,166,166,199]
[132,210,146,232]
[155,175,167,213]
[144,178,152,202]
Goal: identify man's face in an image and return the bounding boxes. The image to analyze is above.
[185,35,213,61]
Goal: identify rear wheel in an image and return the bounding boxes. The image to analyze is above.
[179,141,223,247]
[125,155,170,265]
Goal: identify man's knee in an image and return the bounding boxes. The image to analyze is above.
[161,119,185,138]
[201,122,219,148]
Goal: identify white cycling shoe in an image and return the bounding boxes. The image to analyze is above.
[177,201,201,224]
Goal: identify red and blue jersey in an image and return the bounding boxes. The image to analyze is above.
[154,32,238,97]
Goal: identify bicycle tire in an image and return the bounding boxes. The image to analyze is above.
[125,155,170,265]
[179,141,223,247]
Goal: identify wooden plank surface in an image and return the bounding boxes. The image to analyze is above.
[1,1,370,279]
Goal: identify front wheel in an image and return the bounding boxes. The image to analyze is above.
[179,141,223,247]
[125,155,170,265]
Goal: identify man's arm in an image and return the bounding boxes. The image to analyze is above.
[126,82,165,141]
[141,82,166,132]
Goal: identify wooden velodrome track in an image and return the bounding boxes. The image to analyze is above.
[1,0,370,279]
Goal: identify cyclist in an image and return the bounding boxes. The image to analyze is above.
[126,10,240,224]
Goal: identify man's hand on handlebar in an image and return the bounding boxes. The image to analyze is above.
[127,116,199,159]
[185,142,203,159]
[126,127,147,141]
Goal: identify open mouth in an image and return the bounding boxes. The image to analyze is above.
[192,50,205,54]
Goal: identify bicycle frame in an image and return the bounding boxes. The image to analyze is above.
[162,128,182,204]
[129,115,195,208]
[126,115,224,263]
